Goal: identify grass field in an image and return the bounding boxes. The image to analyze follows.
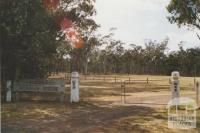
[2,74,200,132]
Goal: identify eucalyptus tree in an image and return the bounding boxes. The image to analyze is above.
[1,0,99,100]
[167,0,200,39]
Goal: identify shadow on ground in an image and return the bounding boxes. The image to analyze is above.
[2,101,200,133]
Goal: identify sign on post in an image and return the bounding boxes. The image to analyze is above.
[70,72,79,103]
[170,71,180,103]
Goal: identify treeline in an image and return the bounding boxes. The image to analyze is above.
[70,39,200,76]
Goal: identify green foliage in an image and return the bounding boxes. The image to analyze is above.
[0,0,99,101]
[167,0,200,29]
[1,0,59,80]
[1,0,98,80]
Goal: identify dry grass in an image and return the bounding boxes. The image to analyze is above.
[2,74,200,133]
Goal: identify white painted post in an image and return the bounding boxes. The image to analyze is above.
[70,72,79,103]
[170,71,180,103]
[6,81,12,102]
[196,80,200,108]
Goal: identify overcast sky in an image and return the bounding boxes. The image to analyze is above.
[94,0,200,51]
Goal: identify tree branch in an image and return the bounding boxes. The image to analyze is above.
[196,33,200,40]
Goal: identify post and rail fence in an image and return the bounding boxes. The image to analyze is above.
[5,73,199,105]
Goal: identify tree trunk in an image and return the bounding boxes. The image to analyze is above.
[71,49,78,72]
[83,59,88,75]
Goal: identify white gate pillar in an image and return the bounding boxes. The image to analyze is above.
[170,71,180,104]
[70,72,79,103]
[6,80,12,102]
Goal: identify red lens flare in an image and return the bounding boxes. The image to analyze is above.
[62,22,84,49]
[74,38,84,49]
[67,31,76,38]
[43,0,84,49]
[60,18,73,31]
[66,30,84,49]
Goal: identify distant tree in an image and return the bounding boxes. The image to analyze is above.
[143,38,168,74]
[185,48,200,76]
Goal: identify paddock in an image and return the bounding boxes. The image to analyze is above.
[2,74,200,132]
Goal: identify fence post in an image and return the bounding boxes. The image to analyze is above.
[196,80,200,108]
[121,82,126,103]
[169,78,171,84]
[104,76,105,81]
[147,77,149,84]
[6,80,12,102]
[129,77,130,83]
[115,76,116,83]
[124,82,126,103]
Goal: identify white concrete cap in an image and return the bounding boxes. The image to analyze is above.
[71,72,79,78]
[171,71,180,79]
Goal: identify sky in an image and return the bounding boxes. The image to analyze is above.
[94,0,200,51]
